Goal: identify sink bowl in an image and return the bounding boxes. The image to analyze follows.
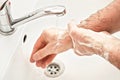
[1,0,120,80]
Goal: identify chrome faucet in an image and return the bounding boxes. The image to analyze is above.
[0,1,66,35]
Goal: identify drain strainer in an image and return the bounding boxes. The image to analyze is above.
[44,60,65,78]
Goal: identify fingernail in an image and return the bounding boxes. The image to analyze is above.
[30,54,35,63]
[41,63,46,69]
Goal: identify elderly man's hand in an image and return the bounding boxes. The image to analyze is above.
[30,0,120,69]
[30,28,72,68]
[68,22,120,69]
[68,22,114,57]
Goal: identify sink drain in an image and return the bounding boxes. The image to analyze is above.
[44,60,65,78]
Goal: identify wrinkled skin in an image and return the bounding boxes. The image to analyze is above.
[30,22,120,69]
[69,22,120,69]
[78,0,120,33]
[68,22,112,56]
[30,28,72,68]
[30,0,120,69]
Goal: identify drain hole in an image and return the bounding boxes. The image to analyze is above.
[48,69,51,71]
[50,66,53,69]
[44,60,65,78]
[54,72,57,74]
[54,66,57,68]
[50,72,53,75]
[23,34,27,43]
[56,69,59,71]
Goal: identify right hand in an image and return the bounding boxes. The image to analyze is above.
[68,22,113,56]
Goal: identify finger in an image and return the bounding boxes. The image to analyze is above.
[44,54,56,66]
[68,21,98,42]
[68,21,87,35]
[36,54,56,68]
[68,22,87,42]
[68,21,78,33]
[33,41,62,61]
[36,56,49,68]
[33,37,71,62]
[30,34,47,62]
[68,21,89,37]
[36,60,43,67]
[78,20,87,28]
[32,42,55,61]
[101,31,110,35]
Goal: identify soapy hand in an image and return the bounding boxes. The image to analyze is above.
[30,22,111,68]
[30,28,72,68]
[30,23,115,68]
[30,0,120,69]
[68,22,120,69]
[68,22,114,57]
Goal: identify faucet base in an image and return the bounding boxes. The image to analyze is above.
[0,28,15,36]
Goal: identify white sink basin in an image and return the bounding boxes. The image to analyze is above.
[1,0,120,80]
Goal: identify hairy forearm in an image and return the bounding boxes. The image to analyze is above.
[68,22,120,69]
[79,0,120,33]
[108,40,120,69]
[102,37,120,69]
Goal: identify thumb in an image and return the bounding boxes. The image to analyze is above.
[68,21,85,39]
[68,21,96,43]
[68,21,78,33]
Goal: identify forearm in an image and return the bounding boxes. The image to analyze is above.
[108,40,120,69]
[109,49,120,69]
[68,22,120,69]
[79,0,120,33]
[101,37,120,69]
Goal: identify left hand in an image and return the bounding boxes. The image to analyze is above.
[30,28,72,68]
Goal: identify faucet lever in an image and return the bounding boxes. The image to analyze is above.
[0,1,66,35]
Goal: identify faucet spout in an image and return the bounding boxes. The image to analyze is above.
[0,1,66,35]
[12,5,66,28]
